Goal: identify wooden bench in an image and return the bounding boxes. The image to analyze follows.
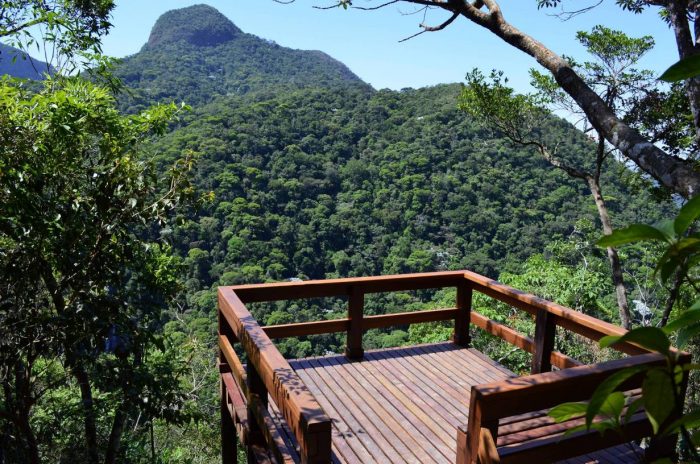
[457,352,687,464]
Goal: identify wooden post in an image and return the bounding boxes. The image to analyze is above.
[246,362,267,463]
[221,376,237,464]
[453,280,472,347]
[219,306,237,464]
[531,308,556,374]
[345,286,364,360]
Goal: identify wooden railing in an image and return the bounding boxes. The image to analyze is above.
[218,270,666,463]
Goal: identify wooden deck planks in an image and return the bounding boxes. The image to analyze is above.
[279,342,645,464]
[320,356,436,464]
[290,343,512,464]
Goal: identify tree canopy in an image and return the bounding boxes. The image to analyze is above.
[313,0,700,197]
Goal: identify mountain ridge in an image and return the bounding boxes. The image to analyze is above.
[0,43,54,79]
[115,4,367,112]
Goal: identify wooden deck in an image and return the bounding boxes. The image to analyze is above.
[272,343,641,464]
[218,271,687,463]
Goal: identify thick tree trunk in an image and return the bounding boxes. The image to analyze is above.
[411,0,700,196]
[586,176,631,329]
[4,363,40,464]
[666,1,700,142]
[15,410,40,464]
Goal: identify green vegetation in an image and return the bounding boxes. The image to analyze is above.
[114,4,366,113]
[1,2,697,462]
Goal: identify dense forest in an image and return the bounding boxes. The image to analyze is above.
[137,5,670,353]
[2,2,696,463]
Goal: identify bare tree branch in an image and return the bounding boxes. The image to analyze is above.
[353,0,401,10]
[399,9,459,42]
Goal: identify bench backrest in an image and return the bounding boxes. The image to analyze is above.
[458,353,682,464]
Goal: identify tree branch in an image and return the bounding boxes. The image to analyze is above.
[399,9,459,42]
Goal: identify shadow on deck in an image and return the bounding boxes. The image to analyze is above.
[217,271,687,464]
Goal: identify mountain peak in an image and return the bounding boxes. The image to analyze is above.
[146,4,241,48]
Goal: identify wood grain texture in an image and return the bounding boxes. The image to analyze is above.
[262,309,458,339]
[228,271,467,302]
[218,287,332,463]
[469,311,581,370]
[474,352,665,421]
[217,271,671,463]
[265,343,637,464]
[453,281,472,347]
[461,270,648,355]
[531,309,556,374]
[345,287,364,360]
[225,270,649,356]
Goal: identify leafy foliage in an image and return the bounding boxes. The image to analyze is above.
[549,196,700,460]
[0,76,199,462]
[0,0,114,72]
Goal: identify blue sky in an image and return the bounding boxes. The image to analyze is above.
[102,0,675,93]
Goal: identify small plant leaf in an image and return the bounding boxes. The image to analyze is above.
[549,402,588,423]
[586,366,646,428]
[677,321,700,347]
[660,54,700,82]
[662,410,700,435]
[656,255,679,284]
[598,224,669,247]
[624,397,644,425]
[643,369,675,434]
[600,391,625,419]
[599,327,670,355]
[664,308,700,333]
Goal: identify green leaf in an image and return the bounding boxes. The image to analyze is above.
[664,308,700,333]
[549,402,588,423]
[676,237,700,253]
[655,220,677,241]
[677,321,700,347]
[598,224,669,248]
[660,54,700,82]
[588,420,617,434]
[624,397,644,425]
[600,391,625,420]
[599,327,670,355]
[643,369,675,434]
[586,366,646,428]
[656,253,679,284]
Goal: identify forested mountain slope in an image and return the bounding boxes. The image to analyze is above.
[152,83,663,307]
[0,43,53,79]
[115,4,366,112]
[118,5,668,357]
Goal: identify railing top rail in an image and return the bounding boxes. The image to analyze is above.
[472,352,668,421]
[224,270,651,354]
[218,287,331,437]
[460,270,637,347]
[226,271,467,302]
